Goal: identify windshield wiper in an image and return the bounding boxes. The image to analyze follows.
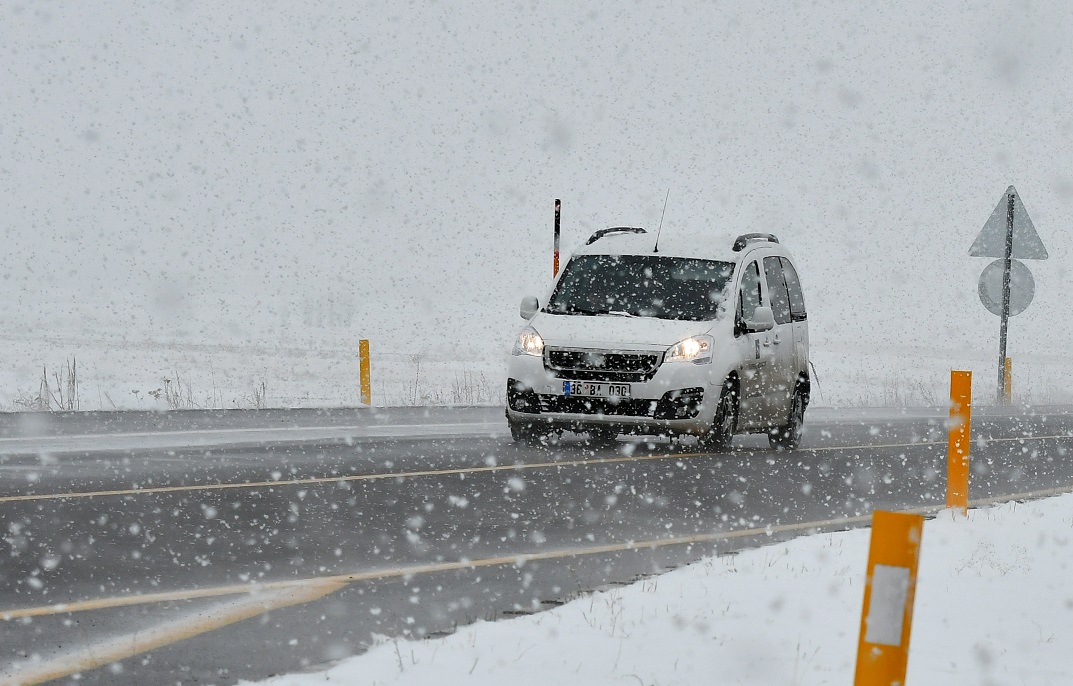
[547,304,643,317]
[546,304,605,316]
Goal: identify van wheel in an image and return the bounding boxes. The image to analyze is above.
[510,419,558,447]
[509,418,546,445]
[586,427,618,446]
[508,418,533,443]
[769,388,805,451]
[700,385,737,452]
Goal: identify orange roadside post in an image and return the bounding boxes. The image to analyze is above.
[946,370,972,514]
[1003,358,1012,405]
[359,339,371,406]
[853,510,925,686]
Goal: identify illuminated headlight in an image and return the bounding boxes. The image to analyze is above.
[512,326,545,357]
[665,334,714,364]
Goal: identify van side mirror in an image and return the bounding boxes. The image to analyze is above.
[520,296,540,320]
[745,306,775,333]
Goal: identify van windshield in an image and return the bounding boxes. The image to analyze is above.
[545,254,734,321]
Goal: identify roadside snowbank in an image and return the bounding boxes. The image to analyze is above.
[253,495,1073,685]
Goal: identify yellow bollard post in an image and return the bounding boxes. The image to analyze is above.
[946,370,972,514]
[359,339,371,407]
[853,510,925,686]
[1003,358,1012,406]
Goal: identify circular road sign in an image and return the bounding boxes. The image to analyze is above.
[978,258,1034,317]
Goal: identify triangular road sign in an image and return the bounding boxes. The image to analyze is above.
[969,185,1048,259]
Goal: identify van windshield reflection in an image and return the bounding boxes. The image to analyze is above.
[545,255,734,321]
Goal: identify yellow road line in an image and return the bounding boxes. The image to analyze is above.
[0,432,1068,506]
[1,580,344,686]
[0,450,709,504]
[5,481,1071,623]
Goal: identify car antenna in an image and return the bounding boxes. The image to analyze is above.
[653,189,670,253]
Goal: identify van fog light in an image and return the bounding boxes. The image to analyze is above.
[654,387,705,420]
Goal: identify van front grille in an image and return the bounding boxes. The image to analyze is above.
[544,348,662,382]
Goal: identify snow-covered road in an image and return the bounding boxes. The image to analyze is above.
[3,407,1073,684]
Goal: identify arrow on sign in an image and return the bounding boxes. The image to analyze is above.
[968,185,1048,259]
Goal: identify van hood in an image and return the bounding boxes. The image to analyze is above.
[529,312,713,350]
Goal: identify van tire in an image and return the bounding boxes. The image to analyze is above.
[700,384,737,452]
[509,418,536,444]
[586,427,618,446]
[510,419,560,447]
[768,387,805,451]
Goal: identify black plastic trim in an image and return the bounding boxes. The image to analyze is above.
[585,227,647,245]
[732,233,780,252]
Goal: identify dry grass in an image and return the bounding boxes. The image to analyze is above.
[12,359,79,411]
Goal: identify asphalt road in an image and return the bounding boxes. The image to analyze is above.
[1,405,1072,684]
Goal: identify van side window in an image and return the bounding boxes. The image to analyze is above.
[737,261,762,330]
[780,258,807,322]
[763,256,791,325]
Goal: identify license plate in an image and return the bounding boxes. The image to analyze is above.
[562,381,631,398]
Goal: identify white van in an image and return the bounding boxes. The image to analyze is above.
[506,229,809,450]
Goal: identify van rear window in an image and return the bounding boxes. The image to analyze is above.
[545,255,734,321]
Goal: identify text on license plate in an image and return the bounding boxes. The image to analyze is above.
[563,381,631,398]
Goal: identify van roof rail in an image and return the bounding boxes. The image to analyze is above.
[732,233,780,252]
[585,226,647,245]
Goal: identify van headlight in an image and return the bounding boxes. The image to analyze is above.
[665,334,713,364]
[512,327,545,357]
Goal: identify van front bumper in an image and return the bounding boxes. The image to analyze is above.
[505,352,719,435]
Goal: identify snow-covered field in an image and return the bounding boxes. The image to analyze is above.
[250,494,1073,686]
[5,334,1073,412]
[0,333,502,411]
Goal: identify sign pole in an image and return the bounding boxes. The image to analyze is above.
[970,185,1047,395]
[997,192,1014,404]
